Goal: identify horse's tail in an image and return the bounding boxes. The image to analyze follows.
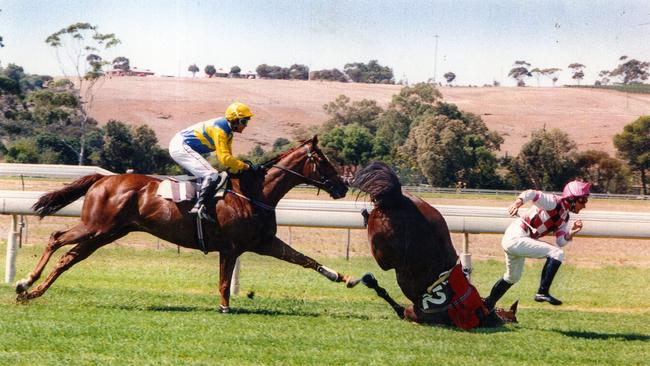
[352,161,404,207]
[32,174,106,218]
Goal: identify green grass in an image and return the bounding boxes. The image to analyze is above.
[1,243,649,365]
[566,84,650,94]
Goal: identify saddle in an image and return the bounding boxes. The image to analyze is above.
[156,176,227,203]
[156,175,229,255]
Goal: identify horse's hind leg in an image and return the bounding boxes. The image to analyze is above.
[253,237,359,287]
[16,224,92,294]
[17,231,126,301]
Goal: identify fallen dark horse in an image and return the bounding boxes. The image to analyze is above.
[352,162,517,328]
[16,136,360,312]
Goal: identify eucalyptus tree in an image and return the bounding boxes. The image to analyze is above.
[610,56,649,84]
[45,22,120,165]
[568,63,586,85]
[188,64,199,77]
[509,61,532,86]
[614,116,650,194]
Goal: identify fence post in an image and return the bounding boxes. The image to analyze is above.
[5,214,19,284]
[460,232,472,280]
[345,229,351,260]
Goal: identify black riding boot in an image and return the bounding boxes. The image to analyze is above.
[190,173,223,216]
[534,257,563,305]
[483,278,513,311]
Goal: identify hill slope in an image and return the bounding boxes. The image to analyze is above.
[89,77,650,156]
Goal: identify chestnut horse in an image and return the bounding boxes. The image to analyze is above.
[16,136,359,312]
[352,162,516,328]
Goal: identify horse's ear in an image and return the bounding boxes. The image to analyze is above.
[510,300,519,314]
[311,135,319,146]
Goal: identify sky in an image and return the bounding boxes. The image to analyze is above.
[1,0,650,86]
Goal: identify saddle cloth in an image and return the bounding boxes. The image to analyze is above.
[156,180,197,202]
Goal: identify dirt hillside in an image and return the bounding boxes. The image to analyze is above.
[89,77,650,156]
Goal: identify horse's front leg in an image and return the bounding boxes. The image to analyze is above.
[253,236,359,287]
[218,250,239,313]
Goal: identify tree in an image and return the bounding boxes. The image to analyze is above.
[344,60,394,84]
[310,68,347,82]
[597,70,611,85]
[508,61,531,86]
[574,150,630,193]
[322,95,383,133]
[288,64,309,80]
[188,64,199,77]
[541,68,562,87]
[609,56,649,84]
[530,68,543,86]
[99,120,134,173]
[45,23,120,165]
[204,65,216,78]
[112,56,130,72]
[320,123,375,167]
[230,65,241,77]
[614,116,650,194]
[389,82,441,121]
[400,108,502,188]
[443,72,456,85]
[509,129,578,191]
[568,63,586,85]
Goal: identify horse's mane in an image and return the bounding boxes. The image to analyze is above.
[352,162,404,207]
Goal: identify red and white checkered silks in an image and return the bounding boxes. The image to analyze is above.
[521,199,570,239]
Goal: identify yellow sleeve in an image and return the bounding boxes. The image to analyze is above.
[214,128,248,172]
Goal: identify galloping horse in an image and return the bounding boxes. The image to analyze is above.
[352,162,516,328]
[16,136,359,312]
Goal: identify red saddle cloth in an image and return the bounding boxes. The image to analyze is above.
[446,264,488,329]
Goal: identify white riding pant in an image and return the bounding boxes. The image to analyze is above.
[500,222,565,284]
[169,133,218,178]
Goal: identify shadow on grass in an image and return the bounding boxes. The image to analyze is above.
[111,303,373,320]
[555,329,650,342]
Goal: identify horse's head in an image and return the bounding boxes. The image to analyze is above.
[268,135,348,199]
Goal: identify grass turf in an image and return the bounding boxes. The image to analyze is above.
[1,243,649,365]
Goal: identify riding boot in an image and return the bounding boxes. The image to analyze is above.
[483,278,513,311]
[190,172,223,216]
[534,257,563,305]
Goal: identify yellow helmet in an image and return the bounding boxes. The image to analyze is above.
[225,102,254,122]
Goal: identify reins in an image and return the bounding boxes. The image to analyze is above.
[226,143,330,211]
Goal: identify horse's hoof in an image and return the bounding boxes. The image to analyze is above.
[15,279,29,294]
[16,292,30,304]
[361,273,377,288]
[219,305,230,314]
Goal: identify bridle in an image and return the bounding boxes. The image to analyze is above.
[265,145,338,193]
[228,144,341,211]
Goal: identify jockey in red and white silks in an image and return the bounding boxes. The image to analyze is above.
[484,180,590,309]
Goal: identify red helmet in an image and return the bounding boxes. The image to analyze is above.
[562,180,591,199]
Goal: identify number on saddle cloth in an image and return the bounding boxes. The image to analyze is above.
[417,264,487,329]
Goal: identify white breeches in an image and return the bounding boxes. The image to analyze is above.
[500,222,565,284]
[169,134,218,178]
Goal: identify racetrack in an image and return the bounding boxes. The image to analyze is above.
[1,244,648,365]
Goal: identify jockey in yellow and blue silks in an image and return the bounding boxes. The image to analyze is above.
[169,102,260,217]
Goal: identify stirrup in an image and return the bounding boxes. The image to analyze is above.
[196,205,216,223]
